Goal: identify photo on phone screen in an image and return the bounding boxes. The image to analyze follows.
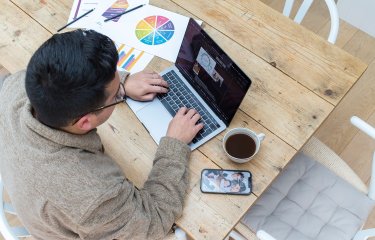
[200,169,252,195]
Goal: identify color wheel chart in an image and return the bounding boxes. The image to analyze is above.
[102,0,129,22]
[135,16,175,45]
[116,44,153,73]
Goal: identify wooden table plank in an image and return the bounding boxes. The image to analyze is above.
[201,27,334,150]
[0,1,267,237]
[199,111,297,196]
[11,0,71,33]
[97,104,261,239]
[96,69,296,238]
[12,0,336,151]
[264,0,331,36]
[8,0,367,151]
[0,0,52,73]
[97,73,297,238]
[141,0,334,150]
[0,65,10,86]
[170,0,367,106]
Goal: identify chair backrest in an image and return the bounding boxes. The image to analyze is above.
[351,116,375,200]
[0,175,30,240]
[283,0,339,43]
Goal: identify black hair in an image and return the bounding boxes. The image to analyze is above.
[205,170,220,177]
[236,172,244,179]
[224,179,232,187]
[239,182,246,192]
[25,29,118,128]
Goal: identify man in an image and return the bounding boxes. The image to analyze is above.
[0,29,203,239]
[231,172,244,181]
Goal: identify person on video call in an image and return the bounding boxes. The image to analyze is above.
[0,29,204,240]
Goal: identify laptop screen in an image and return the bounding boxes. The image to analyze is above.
[176,18,252,126]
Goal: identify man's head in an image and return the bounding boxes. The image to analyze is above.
[230,181,246,193]
[231,172,244,180]
[223,179,231,188]
[26,29,119,131]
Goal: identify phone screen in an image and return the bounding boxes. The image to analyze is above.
[200,169,252,195]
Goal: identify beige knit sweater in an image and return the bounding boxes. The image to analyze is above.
[0,71,191,240]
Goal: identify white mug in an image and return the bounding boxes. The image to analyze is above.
[222,128,265,163]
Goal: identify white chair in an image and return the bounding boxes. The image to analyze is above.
[0,175,31,240]
[229,116,375,240]
[283,0,339,43]
[163,226,187,240]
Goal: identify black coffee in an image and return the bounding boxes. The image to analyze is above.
[225,134,256,159]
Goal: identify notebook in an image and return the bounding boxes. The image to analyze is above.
[132,18,252,150]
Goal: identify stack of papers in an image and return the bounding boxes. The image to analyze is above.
[66,0,197,72]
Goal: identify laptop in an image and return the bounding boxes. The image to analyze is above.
[134,18,252,150]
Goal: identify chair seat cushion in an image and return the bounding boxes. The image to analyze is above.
[242,153,375,240]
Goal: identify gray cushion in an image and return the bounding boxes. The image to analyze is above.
[0,76,5,90]
[242,153,375,240]
[0,72,10,91]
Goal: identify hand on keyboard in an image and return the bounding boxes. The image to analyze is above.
[159,70,221,144]
[166,107,204,144]
[124,70,169,101]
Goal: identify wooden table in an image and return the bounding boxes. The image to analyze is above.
[0,0,367,239]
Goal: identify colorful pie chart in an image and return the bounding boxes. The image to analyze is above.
[135,16,175,45]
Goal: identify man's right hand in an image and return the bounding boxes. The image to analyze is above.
[166,107,204,144]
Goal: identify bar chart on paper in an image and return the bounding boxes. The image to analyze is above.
[116,44,153,73]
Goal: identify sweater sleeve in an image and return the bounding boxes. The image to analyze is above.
[77,137,191,240]
[118,70,130,84]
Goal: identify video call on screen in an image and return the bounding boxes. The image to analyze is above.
[176,19,251,125]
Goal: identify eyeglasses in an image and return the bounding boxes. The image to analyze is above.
[71,82,126,125]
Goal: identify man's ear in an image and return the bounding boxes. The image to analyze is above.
[75,114,94,131]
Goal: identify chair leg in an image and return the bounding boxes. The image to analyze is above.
[353,228,375,240]
[368,152,375,200]
[226,230,247,240]
[283,0,295,17]
[1,176,31,239]
[174,227,187,240]
[11,226,31,238]
[351,116,375,200]
[294,0,313,24]
[4,203,16,215]
[257,230,277,240]
[325,0,339,44]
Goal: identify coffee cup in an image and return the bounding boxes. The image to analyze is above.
[222,128,265,163]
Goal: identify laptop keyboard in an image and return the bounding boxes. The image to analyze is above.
[157,70,220,144]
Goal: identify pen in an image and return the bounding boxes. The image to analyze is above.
[57,8,95,32]
[104,4,145,22]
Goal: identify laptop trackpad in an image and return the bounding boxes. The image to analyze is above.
[136,100,173,144]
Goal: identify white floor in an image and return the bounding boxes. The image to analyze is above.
[337,0,375,38]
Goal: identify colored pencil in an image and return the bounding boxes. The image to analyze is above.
[57,8,95,32]
[104,4,145,22]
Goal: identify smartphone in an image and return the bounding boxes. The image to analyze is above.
[200,169,252,195]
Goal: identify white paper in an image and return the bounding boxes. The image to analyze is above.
[67,0,101,29]
[67,0,149,29]
[116,43,154,74]
[90,4,190,62]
